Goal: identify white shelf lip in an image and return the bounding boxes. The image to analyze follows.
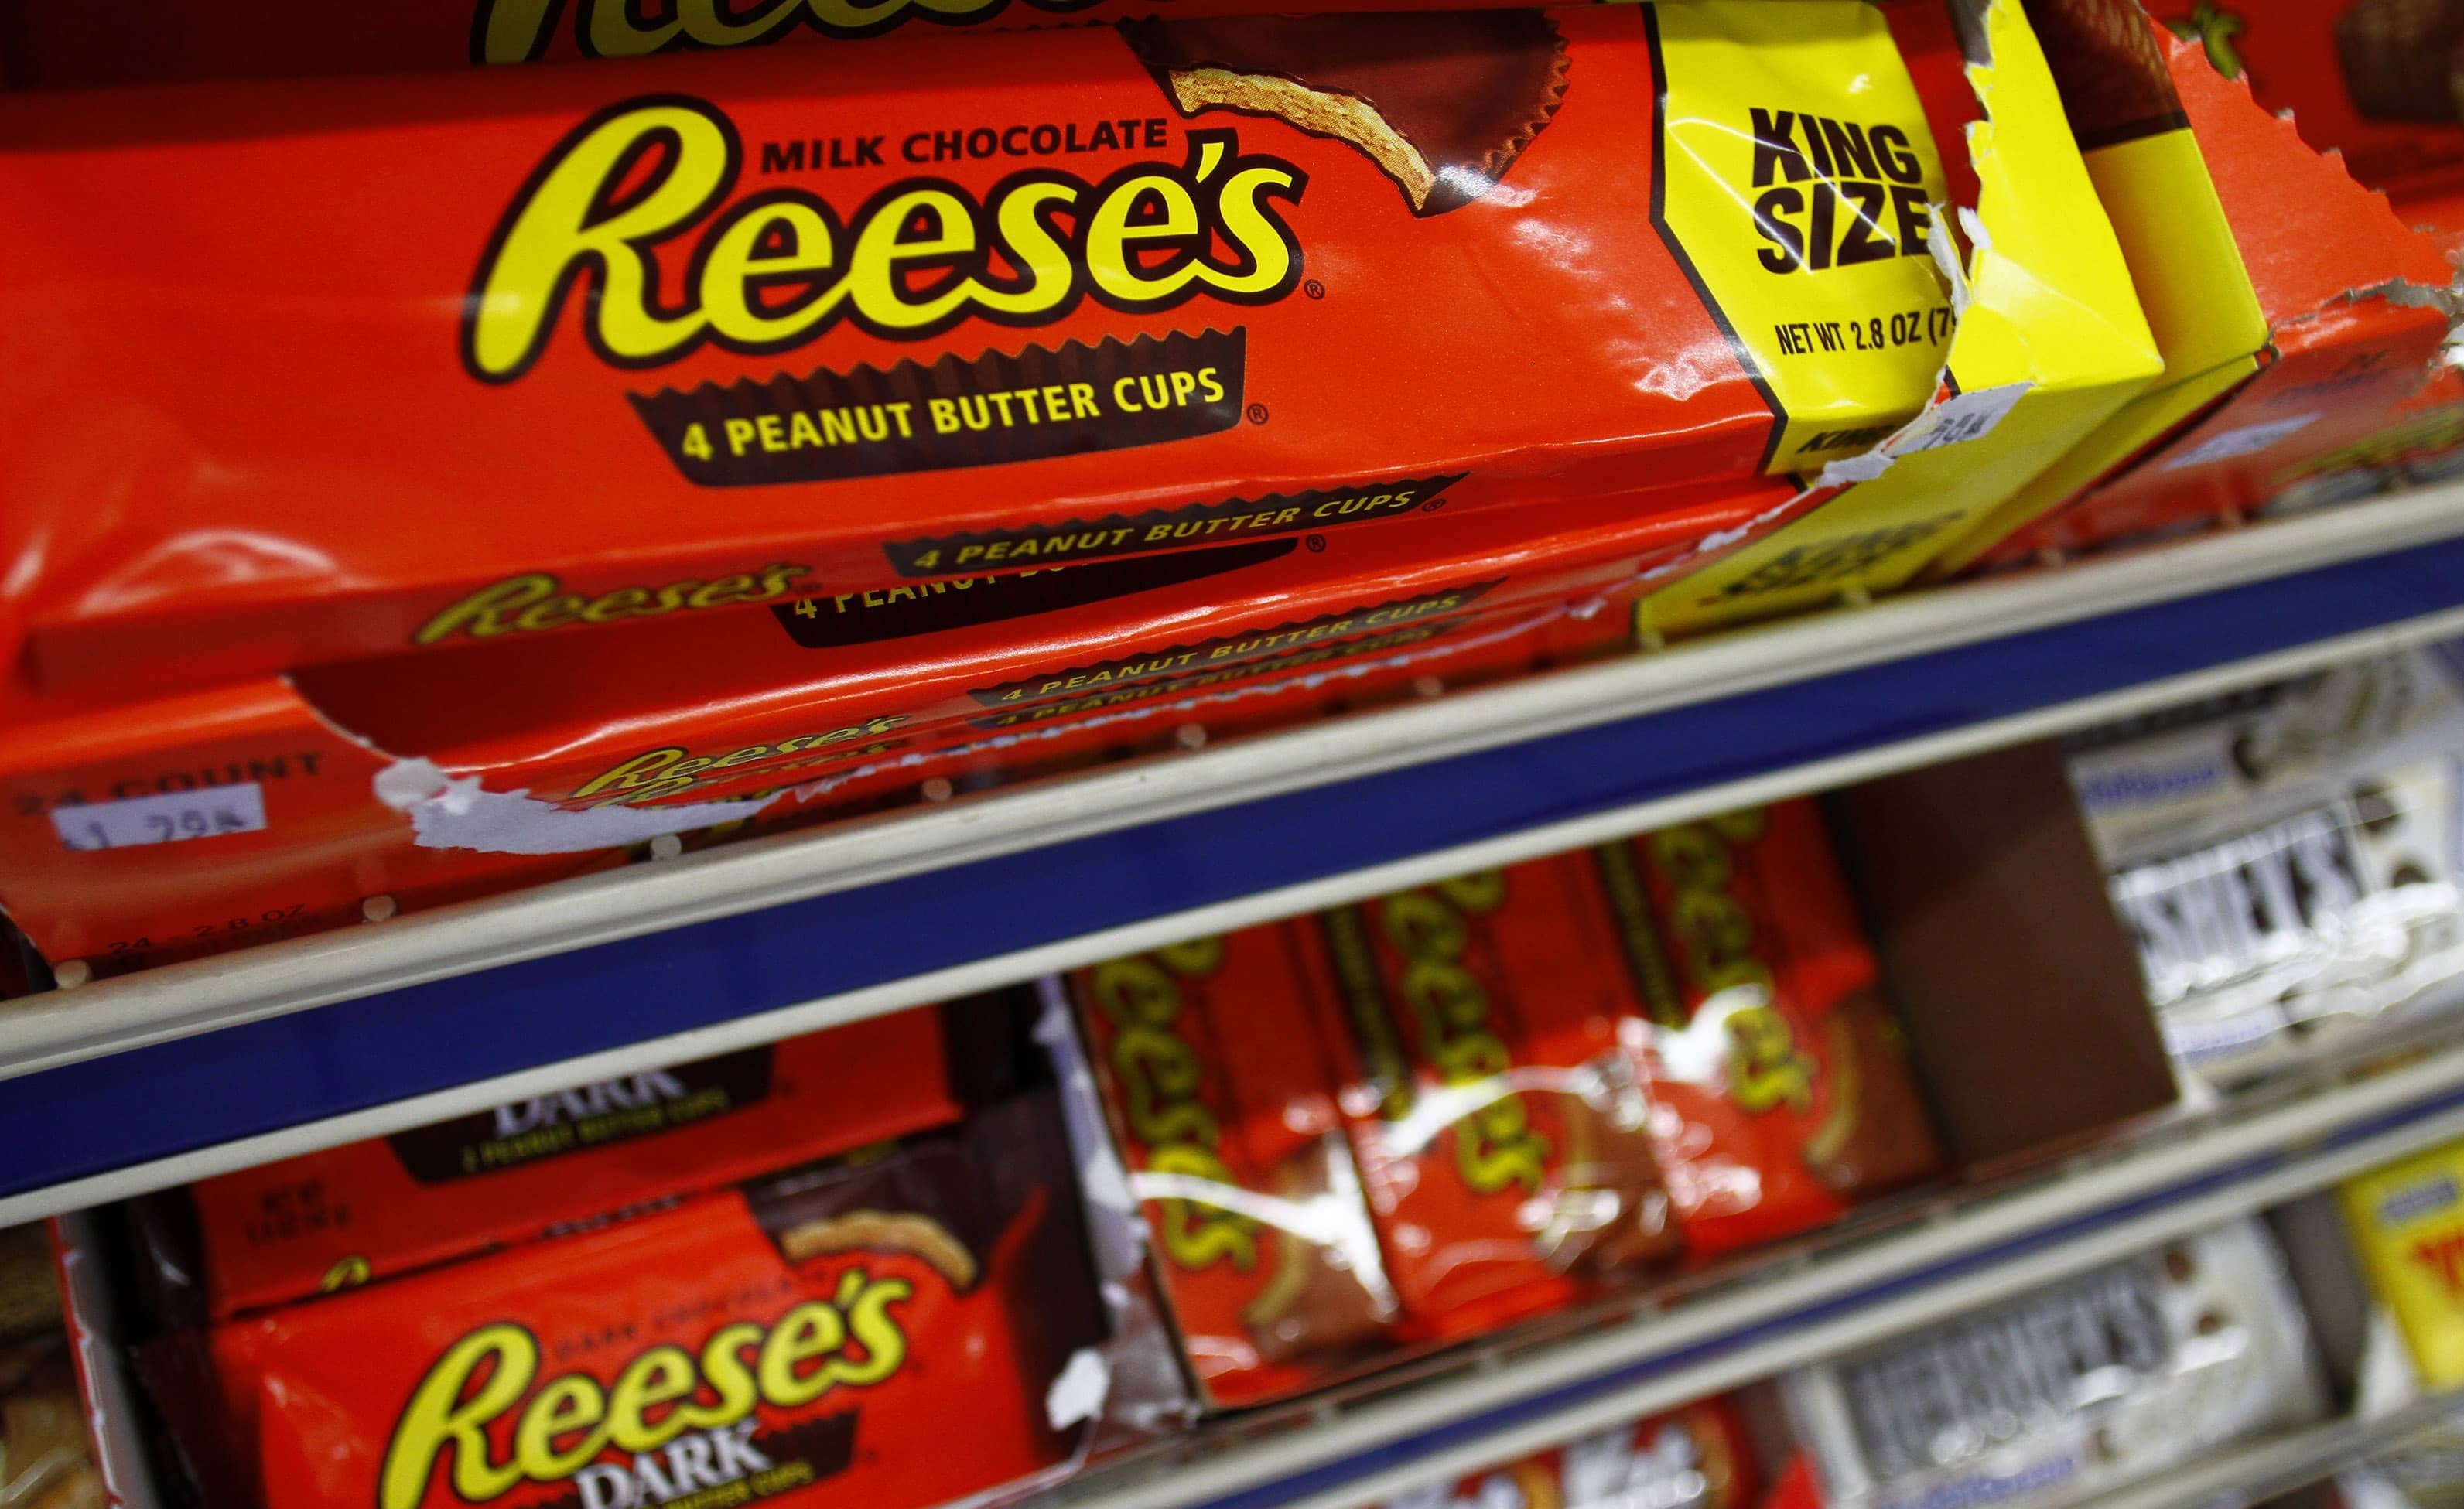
[2069,1391,2464,1509]
[6,488,2464,1091]
[1037,1039,2464,1509]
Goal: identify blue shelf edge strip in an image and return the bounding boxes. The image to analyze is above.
[10,536,2464,1202]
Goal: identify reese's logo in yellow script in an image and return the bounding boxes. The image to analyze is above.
[1086,940,1262,1272]
[1646,811,1817,1115]
[468,99,1306,486]
[472,0,1103,64]
[378,1272,911,1509]
[1649,0,1951,471]
[1324,875,1551,1197]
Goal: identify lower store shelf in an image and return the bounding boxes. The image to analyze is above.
[7,492,2464,1225]
[1035,1033,2464,1509]
[2080,1392,2464,1509]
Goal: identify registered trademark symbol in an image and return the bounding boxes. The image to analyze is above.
[1306,534,1327,552]
[1304,279,1326,299]
[1421,497,1450,514]
[1246,404,1270,425]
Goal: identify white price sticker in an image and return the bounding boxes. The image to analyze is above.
[1887,383,2030,458]
[52,784,268,851]
[2159,413,2322,471]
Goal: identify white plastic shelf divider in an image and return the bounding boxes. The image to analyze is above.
[2072,1391,2464,1509]
[3,490,2464,1228]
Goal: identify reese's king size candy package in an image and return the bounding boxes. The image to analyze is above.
[0,1,1969,699]
[0,0,1616,84]
[1940,12,2464,571]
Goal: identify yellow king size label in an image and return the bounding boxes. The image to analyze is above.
[1650,0,1953,474]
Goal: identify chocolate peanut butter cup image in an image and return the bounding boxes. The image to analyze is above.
[1122,12,1569,214]
[2025,0,2183,146]
[2337,0,2464,119]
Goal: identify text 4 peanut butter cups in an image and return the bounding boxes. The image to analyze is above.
[0,4,1960,695]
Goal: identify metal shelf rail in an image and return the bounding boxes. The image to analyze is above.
[1045,1038,2464,1509]
[2076,1390,2464,1509]
[5,490,2464,1224]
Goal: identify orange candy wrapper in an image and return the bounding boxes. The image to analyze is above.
[1,0,1619,84]
[0,5,1961,697]
[169,1012,957,1320]
[1290,861,1684,1337]
[1961,19,2461,567]
[1068,803,1940,1405]
[0,490,1753,981]
[1065,932,1398,1408]
[1589,803,1941,1257]
[143,1089,1116,1509]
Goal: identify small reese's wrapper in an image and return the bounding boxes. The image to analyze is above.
[1287,859,1685,1337]
[158,1011,959,1320]
[1587,801,1943,1257]
[0,2,1960,694]
[1067,930,1400,1408]
[187,1091,1106,1509]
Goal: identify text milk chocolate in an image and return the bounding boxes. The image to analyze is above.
[200,1094,1104,1509]
[178,1013,958,1320]
[1288,860,1683,1336]
[1589,804,1941,1256]
[1068,932,1398,1407]
[0,486,1779,979]
[0,4,1960,695]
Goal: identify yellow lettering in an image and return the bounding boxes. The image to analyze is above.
[605,1344,699,1453]
[378,1323,535,1509]
[415,574,559,644]
[466,101,729,381]
[511,1374,606,1482]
